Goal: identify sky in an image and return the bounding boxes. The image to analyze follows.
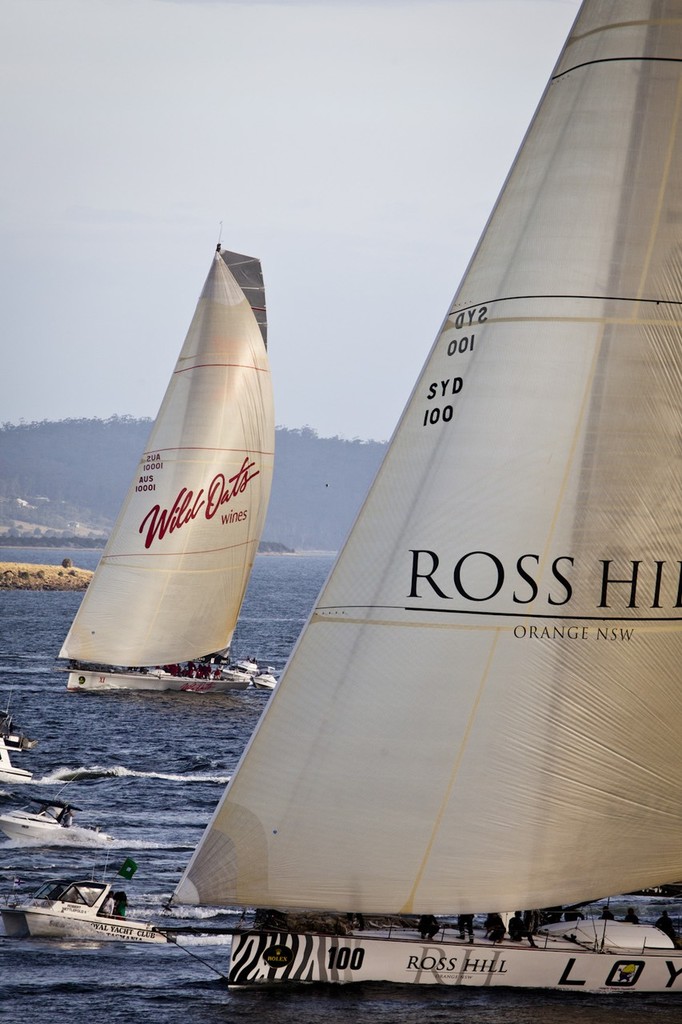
[1,0,580,442]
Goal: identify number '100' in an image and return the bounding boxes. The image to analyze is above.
[423,405,453,426]
[327,946,365,970]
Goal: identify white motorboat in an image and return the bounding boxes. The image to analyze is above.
[0,798,114,845]
[1,878,167,943]
[251,668,278,690]
[0,711,37,785]
[0,741,32,785]
[233,658,259,675]
[59,246,275,694]
[228,663,276,688]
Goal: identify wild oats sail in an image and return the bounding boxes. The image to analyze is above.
[175,0,682,990]
[59,247,274,693]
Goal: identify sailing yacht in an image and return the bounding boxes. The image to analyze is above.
[172,0,682,991]
[59,247,275,693]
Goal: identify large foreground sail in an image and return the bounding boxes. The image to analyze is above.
[60,247,274,669]
[176,2,682,918]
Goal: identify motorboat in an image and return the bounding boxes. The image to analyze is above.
[0,711,36,752]
[233,658,259,674]
[1,877,167,942]
[0,741,32,785]
[0,711,37,785]
[251,667,278,690]
[0,798,114,844]
[227,659,277,689]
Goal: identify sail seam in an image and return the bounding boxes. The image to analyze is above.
[139,447,274,455]
[173,363,270,374]
[316,606,682,622]
[553,56,682,81]
[449,294,682,317]
[100,542,259,560]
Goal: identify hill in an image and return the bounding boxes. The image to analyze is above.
[0,418,386,552]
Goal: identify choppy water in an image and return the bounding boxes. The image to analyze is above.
[1,548,680,1023]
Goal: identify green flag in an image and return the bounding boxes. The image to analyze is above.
[118,857,138,880]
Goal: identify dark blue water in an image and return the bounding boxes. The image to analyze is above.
[0,549,680,1023]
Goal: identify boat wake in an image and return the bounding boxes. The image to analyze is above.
[104,839,196,851]
[0,829,113,848]
[168,931,233,948]
[33,766,231,785]
[163,904,239,921]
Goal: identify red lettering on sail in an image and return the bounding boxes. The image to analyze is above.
[138,457,260,549]
[205,458,260,519]
[139,488,206,549]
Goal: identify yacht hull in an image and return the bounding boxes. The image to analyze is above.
[65,668,250,693]
[227,930,682,993]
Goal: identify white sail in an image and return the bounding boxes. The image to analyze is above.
[175,1,682,916]
[60,248,274,667]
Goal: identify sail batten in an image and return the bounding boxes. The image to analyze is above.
[175,1,682,916]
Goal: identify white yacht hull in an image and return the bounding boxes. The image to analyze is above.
[1,905,166,943]
[65,668,251,694]
[228,929,682,993]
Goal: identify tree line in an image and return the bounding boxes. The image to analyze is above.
[0,418,386,552]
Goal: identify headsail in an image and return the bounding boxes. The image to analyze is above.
[175,1,682,915]
[59,248,274,667]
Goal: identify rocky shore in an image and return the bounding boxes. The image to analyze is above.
[0,561,93,591]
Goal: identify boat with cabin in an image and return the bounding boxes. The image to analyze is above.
[0,798,114,845]
[1,878,166,943]
[0,711,36,785]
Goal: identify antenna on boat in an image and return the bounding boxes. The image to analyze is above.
[54,766,83,801]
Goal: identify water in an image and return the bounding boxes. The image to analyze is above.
[0,549,680,1023]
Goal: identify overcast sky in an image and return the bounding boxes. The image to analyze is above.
[1,0,580,442]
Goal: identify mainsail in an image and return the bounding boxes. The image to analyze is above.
[59,248,274,668]
[175,1,682,916]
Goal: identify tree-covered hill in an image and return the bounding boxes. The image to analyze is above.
[0,418,386,552]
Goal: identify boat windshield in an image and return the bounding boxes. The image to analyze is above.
[38,805,61,820]
[32,880,107,906]
[33,880,72,901]
[59,883,107,907]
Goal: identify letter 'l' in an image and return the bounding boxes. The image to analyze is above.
[558,958,586,986]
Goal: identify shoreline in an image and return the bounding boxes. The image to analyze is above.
[0,561,93,591]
